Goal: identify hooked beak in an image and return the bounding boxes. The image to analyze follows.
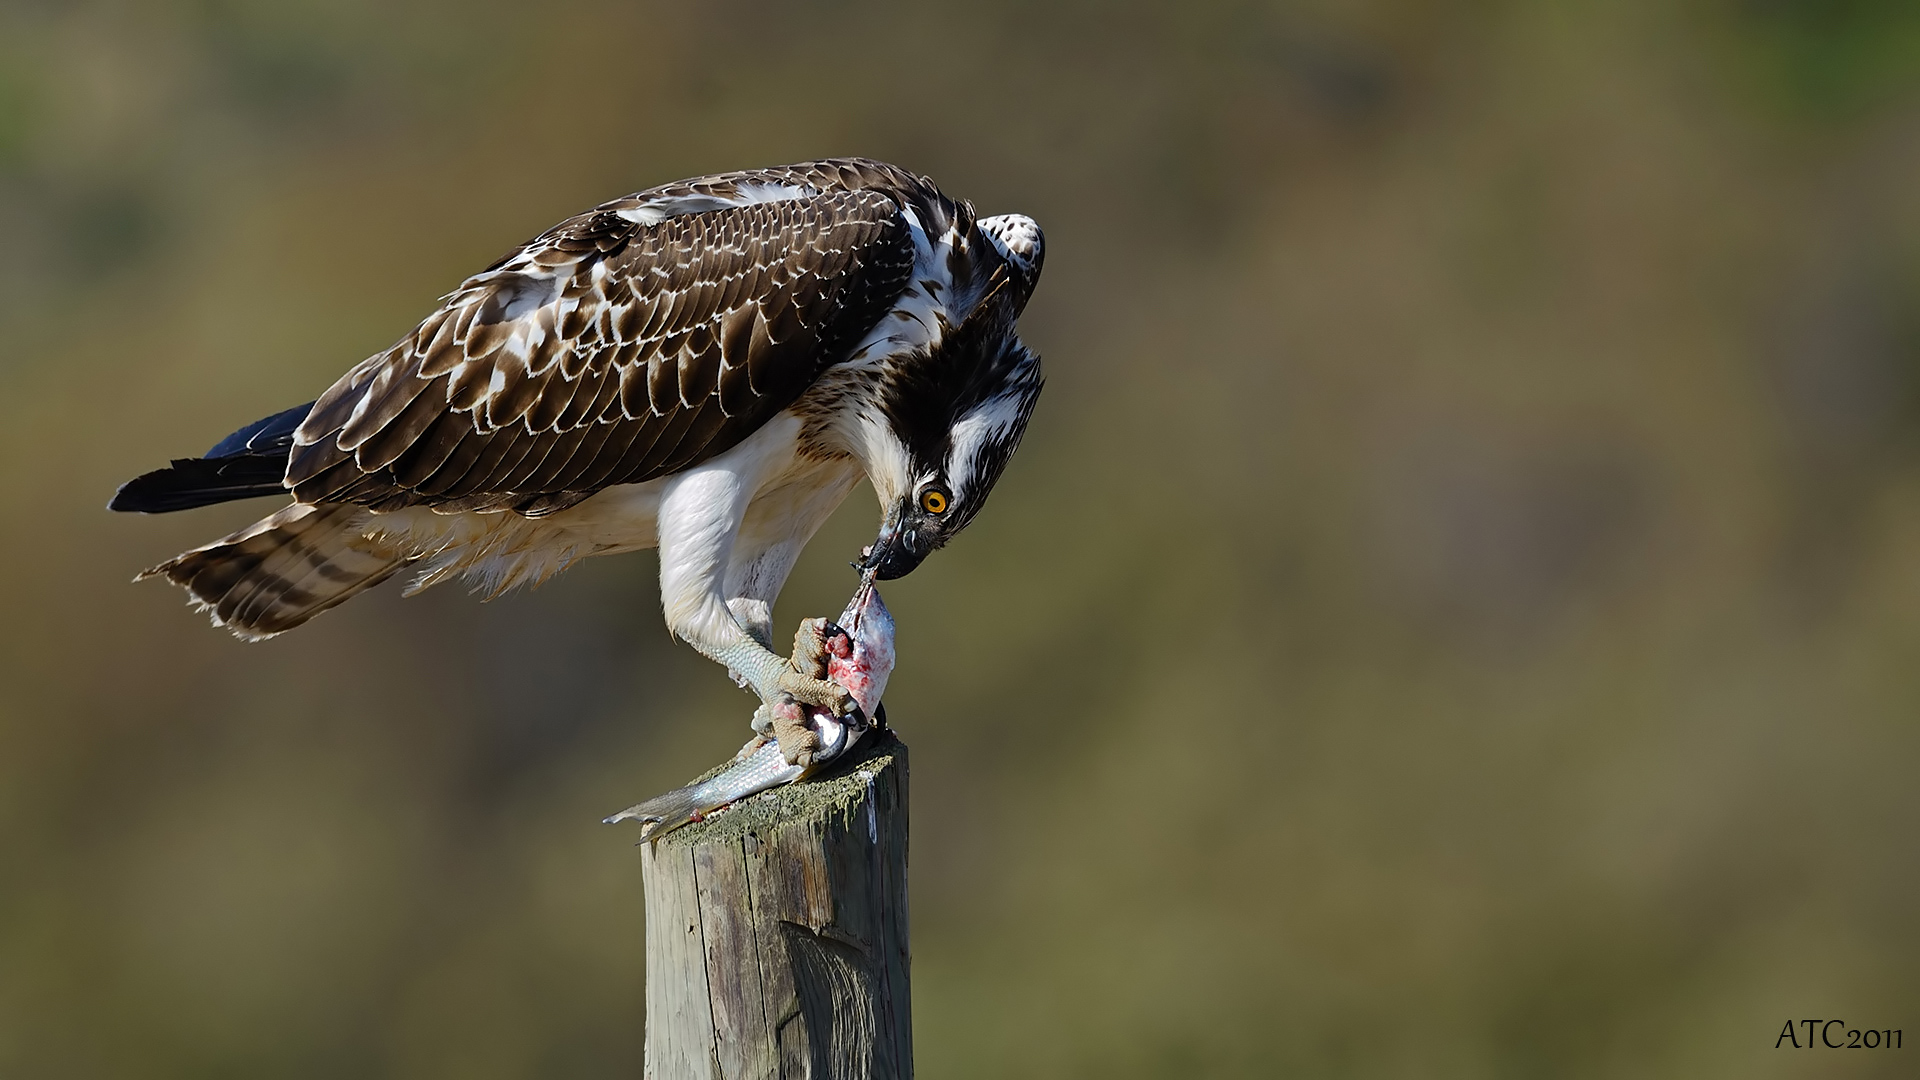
[858,510,928,581]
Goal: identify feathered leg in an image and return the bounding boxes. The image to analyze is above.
[655,429,853,721]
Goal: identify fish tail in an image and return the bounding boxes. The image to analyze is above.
[604,739,803,839]
[603,785,707,838]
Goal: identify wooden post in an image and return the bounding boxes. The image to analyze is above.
[641,731,910,1080]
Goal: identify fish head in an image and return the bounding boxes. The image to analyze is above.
[827,574,895,720]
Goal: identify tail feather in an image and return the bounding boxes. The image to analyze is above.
[110,401,315,514]
[109,455,290,513]
[139,502,408,639]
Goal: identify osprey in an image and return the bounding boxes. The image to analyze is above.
[111,158,1044,762]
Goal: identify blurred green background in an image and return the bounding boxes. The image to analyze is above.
[4,1,1919,1077]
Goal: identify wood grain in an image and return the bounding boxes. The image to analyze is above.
[639,732,910,1080]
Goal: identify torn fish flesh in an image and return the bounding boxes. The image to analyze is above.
[603,572,895,838]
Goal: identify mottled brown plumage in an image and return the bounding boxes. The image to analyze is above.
[290,175,926,517]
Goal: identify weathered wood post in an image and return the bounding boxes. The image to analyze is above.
[641,731,910,1079]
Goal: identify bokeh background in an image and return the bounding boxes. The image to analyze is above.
[4,1,1919,1077]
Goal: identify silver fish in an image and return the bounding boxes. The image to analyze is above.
[604,572,895,838]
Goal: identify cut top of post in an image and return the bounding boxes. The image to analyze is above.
[650,732,904,851]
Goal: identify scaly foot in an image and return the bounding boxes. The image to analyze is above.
[776,618,854,716]
[767,699,821,766]
[745,620,855,765]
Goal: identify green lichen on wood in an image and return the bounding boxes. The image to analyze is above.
[651,730,904,849]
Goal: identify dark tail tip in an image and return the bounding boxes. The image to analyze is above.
[111,400,315,513]
[109,457,290,513]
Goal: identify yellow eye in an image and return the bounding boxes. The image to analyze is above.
[920,488,949,514]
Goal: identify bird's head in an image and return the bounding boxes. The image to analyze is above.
[858,330,1043,580]
[851,210,1045,580]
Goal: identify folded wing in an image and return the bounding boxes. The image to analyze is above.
[288,185,916,516]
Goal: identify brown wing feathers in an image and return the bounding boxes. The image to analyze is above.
[287,184,915,515]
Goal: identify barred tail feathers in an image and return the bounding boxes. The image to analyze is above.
[139,503,408,640]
